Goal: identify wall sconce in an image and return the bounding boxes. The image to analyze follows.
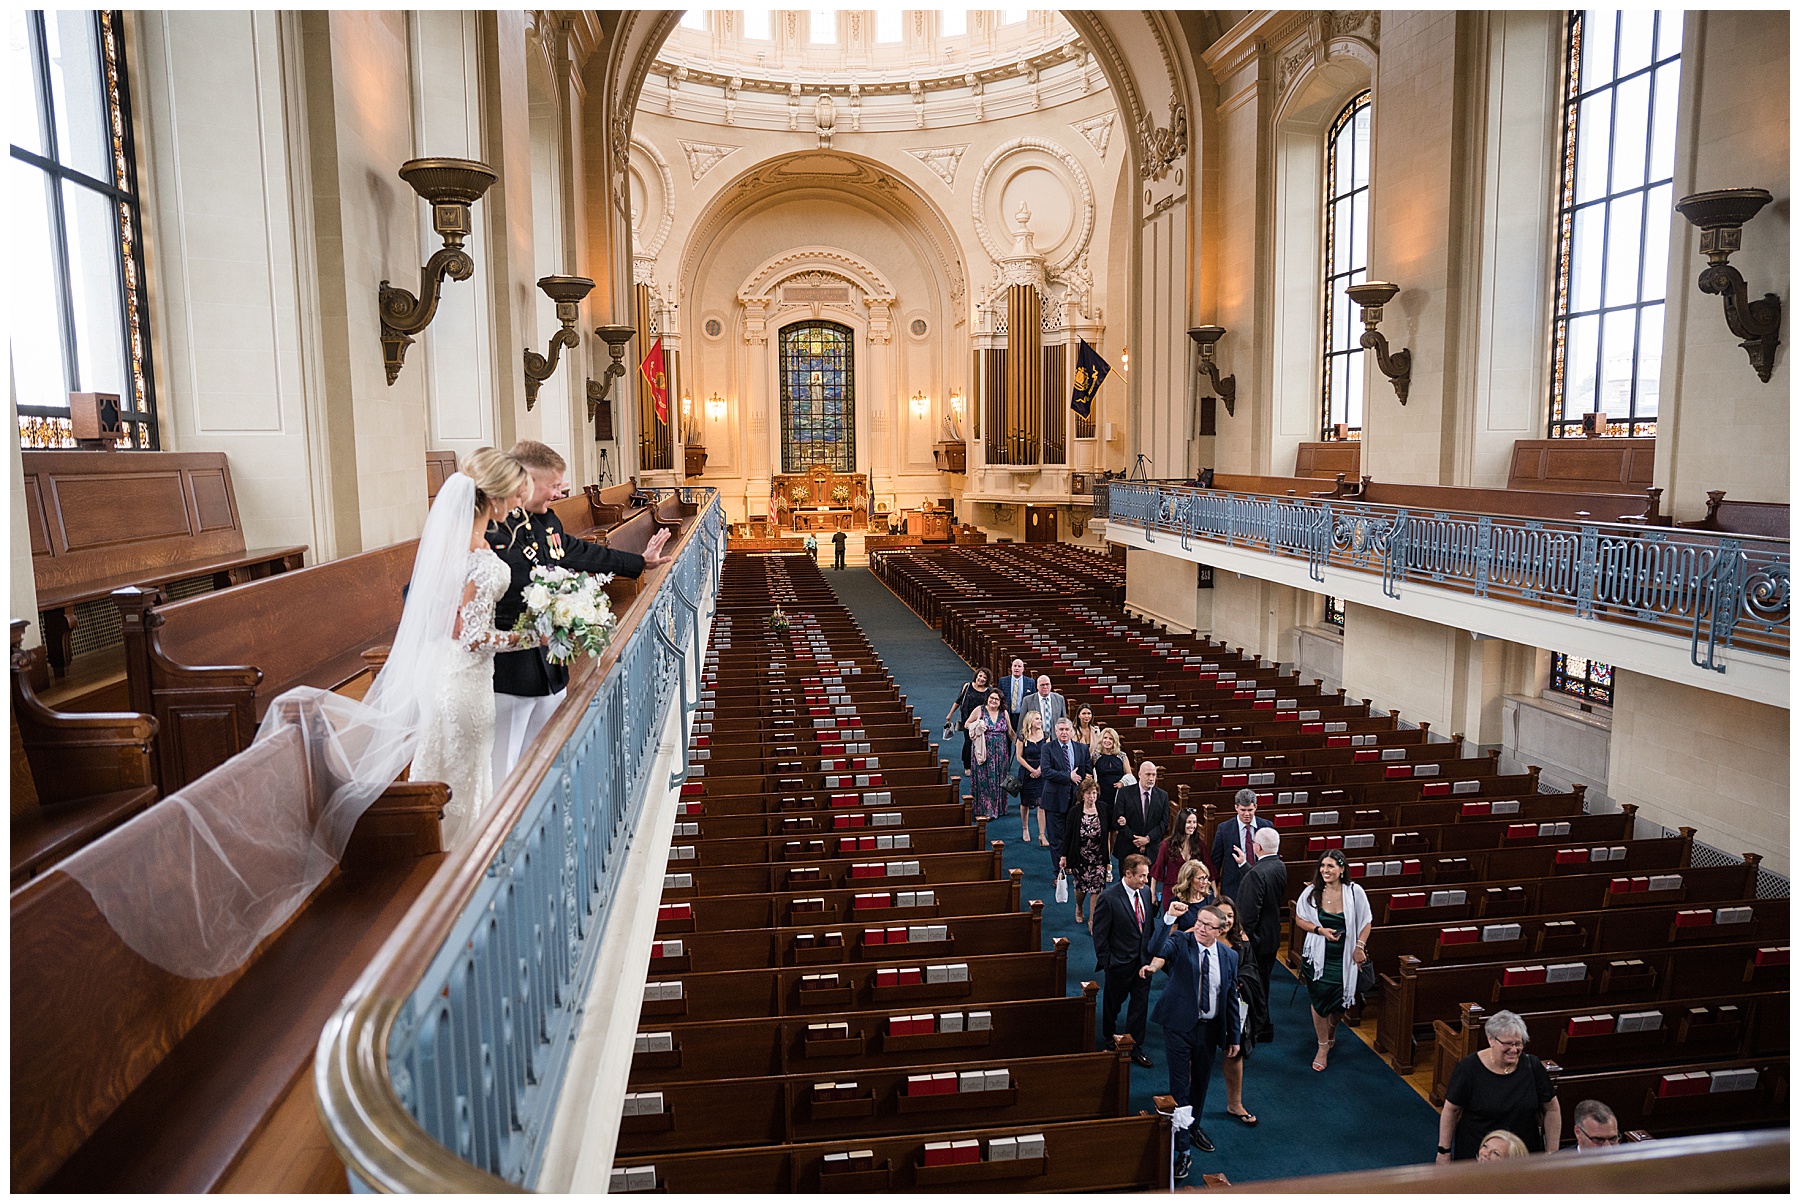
[1674,188,1782,382]
[705,392,727,423]
[379,157,498,386]
[1344,281,1413,404]
[911,390,930,419]
[948,388,963,417]
[680,394,694,423]
[587,324,636,430]
[521,274,594,410]
[1119,347,1130,373]
[1187,325,1237,418]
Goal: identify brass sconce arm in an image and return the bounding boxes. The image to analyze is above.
[1344,281,1412,404]
[522,275,595,410]
[587,324,637,425]
[379,158,498,386]
[1187,325,1237,417]
[1676,189,1781,383]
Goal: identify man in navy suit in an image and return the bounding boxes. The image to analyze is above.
[1148,899,1242,1180]
[1002,657,1031,732]
[1040,717,1092,854]
[1090,852,1156,1067]
[1210,788,1275,901]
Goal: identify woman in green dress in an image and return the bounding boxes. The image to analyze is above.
[1293,848,1373,1072]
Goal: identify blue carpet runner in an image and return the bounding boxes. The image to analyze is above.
[822,566,1440,1182]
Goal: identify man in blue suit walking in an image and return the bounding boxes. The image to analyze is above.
[1147,898,1242,1181]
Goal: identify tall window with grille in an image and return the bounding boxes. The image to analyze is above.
[9,10,157,449]
[779,321,855,473]
[1321,92,1371,440]
[1550,651,1613,706]
[1548,10,1683,438]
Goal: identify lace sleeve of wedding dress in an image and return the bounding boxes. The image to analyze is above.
[60,475,480,979]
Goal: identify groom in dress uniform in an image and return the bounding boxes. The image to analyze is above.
[487,442,671,784]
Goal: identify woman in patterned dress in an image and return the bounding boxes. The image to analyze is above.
[964,689,1014,821]
[1058,777,1113,926]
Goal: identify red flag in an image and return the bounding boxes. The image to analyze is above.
[639,337,669,425]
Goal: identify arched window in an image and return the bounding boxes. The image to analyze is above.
[1321,91,1371,440]
[779,321,855,473]
[1548,10,1683,437]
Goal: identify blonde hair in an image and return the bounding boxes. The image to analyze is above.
[508,439,566,474]
[1097,726,1120,755]
[1173,858,1212,903]
[463,446,529,516]
[1477,1130,1529,1160]
[1020,710,1045,742]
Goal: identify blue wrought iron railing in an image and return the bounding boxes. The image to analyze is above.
[1103,481,1789,672]
[316,488,725,1192]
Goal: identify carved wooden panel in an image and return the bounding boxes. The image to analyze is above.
[1507,438,1655,493]
[55,472,192,549]
[425,450,458,503]
[190,469,235,532]
[23,476,51,557]
[1295,441,1361,480]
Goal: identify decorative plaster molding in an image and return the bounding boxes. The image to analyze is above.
[1069,111,1115,158]
[678,138,741,182]
[906,144,969,187]
[1275,11,1382,99]
[629,138,675,259]
[736,246,899,345]
[1137,99,1187,182]
[970,136,1096,275]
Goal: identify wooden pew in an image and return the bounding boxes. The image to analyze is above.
[667,843,1006,897]
[1430,992,1790,1104]
[646,945,1068,1023]
[1357,860,1761,927]
[584,479,641,526]
[1375,937,1787,1071]
[660,874,1023,936]
[424,449,457,503]
[658,905,1043,973]
[614,1111,1171,1193]
[1296,440,1361,480]
[1546,1057,1789,1141]
[11,724,449,1193]
[1507,436,1655,493]
[10,621,158,887]
[615,1048,1134,1157]
[627,986,1099,1084]
[113,539,418,793]
[1678,491,1789,538]
[22,450,308,677]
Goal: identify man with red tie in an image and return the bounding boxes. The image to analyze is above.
[1211,787,1275,901]
[1090,853,1156,1067]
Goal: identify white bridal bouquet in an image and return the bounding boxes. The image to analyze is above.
[512,565,616,665]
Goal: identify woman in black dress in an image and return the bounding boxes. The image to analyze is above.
[1436,1011,1562,1160]
[943,667,992,784]
[1213,897,1264,1127]
[1057,777,1113,926]
[1015,710,1047,846]
[1092,727,1131,813]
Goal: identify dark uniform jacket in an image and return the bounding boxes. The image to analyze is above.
[487,507,648,697]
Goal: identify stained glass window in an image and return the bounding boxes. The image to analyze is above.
[9,10,156,449]
[1550,651,1613,706]
[1321,92,1371,440]
[1323,596,1345,629]
[1549,10,1682,439]
[780,321,855,474]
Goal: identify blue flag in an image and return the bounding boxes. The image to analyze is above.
[1070,339,1111,420]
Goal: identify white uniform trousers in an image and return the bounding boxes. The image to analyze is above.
[493,690,566,786]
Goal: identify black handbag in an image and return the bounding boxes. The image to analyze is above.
[1001,773,1022,796]
[1355,959,1379,1001]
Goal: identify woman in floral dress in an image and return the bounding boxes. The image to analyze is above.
[1058,776,1113,926]
[964,688,1014,821]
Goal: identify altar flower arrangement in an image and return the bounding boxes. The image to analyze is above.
[513,564,616,665]
[790,484,810,503]
[831,484,851,505]
[768,605,791,634]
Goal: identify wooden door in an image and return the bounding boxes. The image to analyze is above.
[1024,506,1058,543]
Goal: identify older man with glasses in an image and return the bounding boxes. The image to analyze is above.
[1570,1099,1621,1150]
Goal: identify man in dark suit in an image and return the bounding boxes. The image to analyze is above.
[1148,900,1242,1180]
[1210,788,1275,901]
[1090,853,1156,1068]
[831,528,847,569]
[1002,657,1031,732]
[1110,759,1168,878]
[489,441,670,783]
[1040,717,1092,853]
[1233,826,1287,1043]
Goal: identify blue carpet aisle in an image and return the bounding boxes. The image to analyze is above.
[822,565,1440,1183]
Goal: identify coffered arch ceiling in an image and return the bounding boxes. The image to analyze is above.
[675,150,969,319]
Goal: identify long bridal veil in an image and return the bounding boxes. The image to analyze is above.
[61,474,479,979]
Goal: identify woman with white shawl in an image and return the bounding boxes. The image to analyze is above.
[1293,847,1373,1072]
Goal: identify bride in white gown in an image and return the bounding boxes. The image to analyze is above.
[62,447,537,978]
[410,447,536,845]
